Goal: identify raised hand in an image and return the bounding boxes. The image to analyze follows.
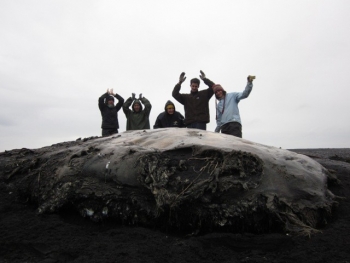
[247,75,256,82]
[179,72,186,84]
[132,93,136,100]
[199,70,206,80]
[139,93,143,100]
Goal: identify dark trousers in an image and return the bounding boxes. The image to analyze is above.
[186,122,207,130]
[102,128,118,137]
[221,122,242,138]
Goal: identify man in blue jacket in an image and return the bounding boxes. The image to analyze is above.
[214,76,255,138]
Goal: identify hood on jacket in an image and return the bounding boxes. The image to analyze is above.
[132,99,143,112]
[164,100,175,111]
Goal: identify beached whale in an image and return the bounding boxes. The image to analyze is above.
[0,128,337,235]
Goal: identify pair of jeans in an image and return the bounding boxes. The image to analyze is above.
[102,128,118,137]
[221,122,242,138]
[186,122,207,130]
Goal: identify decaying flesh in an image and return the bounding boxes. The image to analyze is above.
[0,129,337,236]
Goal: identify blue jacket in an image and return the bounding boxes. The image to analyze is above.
[215,82,253,131]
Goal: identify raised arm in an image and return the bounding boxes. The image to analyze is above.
[108,88,125,112]
[237,76,254,101]
[140,94,152,116]
[114,93,124,112]
[172,72,186,105]
[98,89,110,111]
[123,95,134,115]
[199,70,215,99]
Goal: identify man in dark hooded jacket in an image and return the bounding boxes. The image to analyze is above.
[98,89,124,136]
[123,93,152,130]
[153,100,185,129]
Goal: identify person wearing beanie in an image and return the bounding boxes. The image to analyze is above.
[172,70,215,130]
[123,93,152,131]
[153,100,185,129]
[214,76,255,138]
[98,88,124,136]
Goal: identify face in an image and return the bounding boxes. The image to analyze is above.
[215,90,224,99]
[166,107,175,115]
[107,100,114,106]
[133,103,141,112]
[190,83,199,92]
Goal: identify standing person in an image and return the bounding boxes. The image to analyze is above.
[153,100,185,129]
[172,70,215,130]
[123,93,152,131]
[98,89,124,137]
[214,76,255,138]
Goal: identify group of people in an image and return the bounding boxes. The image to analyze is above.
[98,70,255,138]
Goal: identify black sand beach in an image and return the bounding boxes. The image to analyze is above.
[1,148,350,263]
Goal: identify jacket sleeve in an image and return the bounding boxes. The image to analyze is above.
[203,78,215,99]
[114,93,124,112]
[123,97,133,116]
[153,115,162,129]
[141,97,152,116]
[98,93,108,111]
[172,83,185,105]
[177,112,185,127]
[237,82,253,101]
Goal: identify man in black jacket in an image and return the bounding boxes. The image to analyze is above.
[98,89,124,136]
[153,100,184,129]
[172,70,215,130]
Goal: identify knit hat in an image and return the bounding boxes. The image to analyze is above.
[106,96,114,102]
[213,84,224,93]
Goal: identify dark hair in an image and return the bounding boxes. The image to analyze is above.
[190,78,200,85]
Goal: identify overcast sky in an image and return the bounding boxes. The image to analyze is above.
[1,0,349,152]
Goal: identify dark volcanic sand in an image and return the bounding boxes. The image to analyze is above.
[1,148,350,263]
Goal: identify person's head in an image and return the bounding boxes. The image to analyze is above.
[213,84,226,99]
[132,100,142,112]
[106,96,114,107]
[164,100,175,115]
[190,78,200,93]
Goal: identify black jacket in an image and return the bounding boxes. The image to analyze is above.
[98,93,124,129]
[172,78,214,125]
[153,100,185,129]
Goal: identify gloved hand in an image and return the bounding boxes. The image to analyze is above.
[247,75,256,82]
[199,70,206,80]
[132,93,136,100]
[179,72,186,84]
[139,93,143,99]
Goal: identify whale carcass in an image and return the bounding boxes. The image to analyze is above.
[0,129,337,235]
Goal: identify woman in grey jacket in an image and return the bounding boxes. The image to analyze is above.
[214,76,255,138]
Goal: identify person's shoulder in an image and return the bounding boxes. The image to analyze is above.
[157,111,166,118]
[199,88,211,94]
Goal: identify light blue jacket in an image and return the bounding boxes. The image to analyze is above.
[215,82,253,132]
